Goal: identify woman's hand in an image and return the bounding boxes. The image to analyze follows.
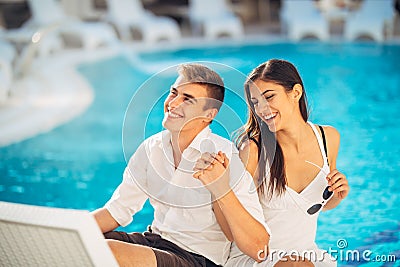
[327,169,349,200]
[193,151,231,199]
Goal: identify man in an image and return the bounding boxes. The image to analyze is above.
[92,63,269,267]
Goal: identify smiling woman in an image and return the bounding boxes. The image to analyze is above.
[220,59,344,266]
[0,42,399,267]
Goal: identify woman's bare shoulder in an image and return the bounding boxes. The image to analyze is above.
[321,125,340,144]
[239,138,259,156]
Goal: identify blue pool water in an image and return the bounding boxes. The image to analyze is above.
[1,42,400,266]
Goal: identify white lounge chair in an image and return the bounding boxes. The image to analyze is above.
[344,0,394,42]
[188,0,244,39]
[106,0,181,43]
[5,0,117,53]
[0,38,16,105]
[280,0,329,41]
[0,201,118,267]
[61,0,106,21]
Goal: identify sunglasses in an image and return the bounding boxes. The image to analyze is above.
[304,160,334,215]
[306,186,333,215]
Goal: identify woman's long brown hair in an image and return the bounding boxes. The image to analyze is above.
[235,59,309,198]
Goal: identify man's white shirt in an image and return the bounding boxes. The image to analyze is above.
[105,126,268,265]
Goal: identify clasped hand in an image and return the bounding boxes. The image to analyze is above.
[193,151,231,199]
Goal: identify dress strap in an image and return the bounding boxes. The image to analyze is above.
[307,122,329,166]
[248,136,260,148]
[247,136,261,157]
[318,125,328,164]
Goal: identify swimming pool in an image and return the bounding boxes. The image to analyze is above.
[1,42,399,266]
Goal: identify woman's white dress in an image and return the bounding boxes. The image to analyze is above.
[225,122,337,267]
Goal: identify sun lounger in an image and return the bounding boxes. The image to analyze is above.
[106,0,181,43]
[0,201,118,267]
[5,0,117,54]
[0,38,15,104]
[281,0,330,41]
[344,0,394,42]
[188,0,244,39]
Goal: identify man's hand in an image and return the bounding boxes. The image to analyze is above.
[193,151,231,199]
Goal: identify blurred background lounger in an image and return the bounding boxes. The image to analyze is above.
[344,0,395,42]
[188,0,244,39]
[106,0,181,43]
[0,201,118,267]
[0,37,16,104]
[280,0,329,41]
[5,0,118,55]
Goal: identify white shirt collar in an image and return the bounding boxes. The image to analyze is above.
[161,126,213,154]
[187,126,212,152]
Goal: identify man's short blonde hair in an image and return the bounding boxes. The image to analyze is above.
[178,63,225,110]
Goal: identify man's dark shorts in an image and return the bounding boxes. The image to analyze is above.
[104,230,221,267]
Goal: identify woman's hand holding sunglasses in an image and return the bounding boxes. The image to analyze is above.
[327,169,349,200]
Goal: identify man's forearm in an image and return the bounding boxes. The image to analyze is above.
[92,208,120,233]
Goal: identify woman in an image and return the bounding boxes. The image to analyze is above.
[201,59,349,266]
